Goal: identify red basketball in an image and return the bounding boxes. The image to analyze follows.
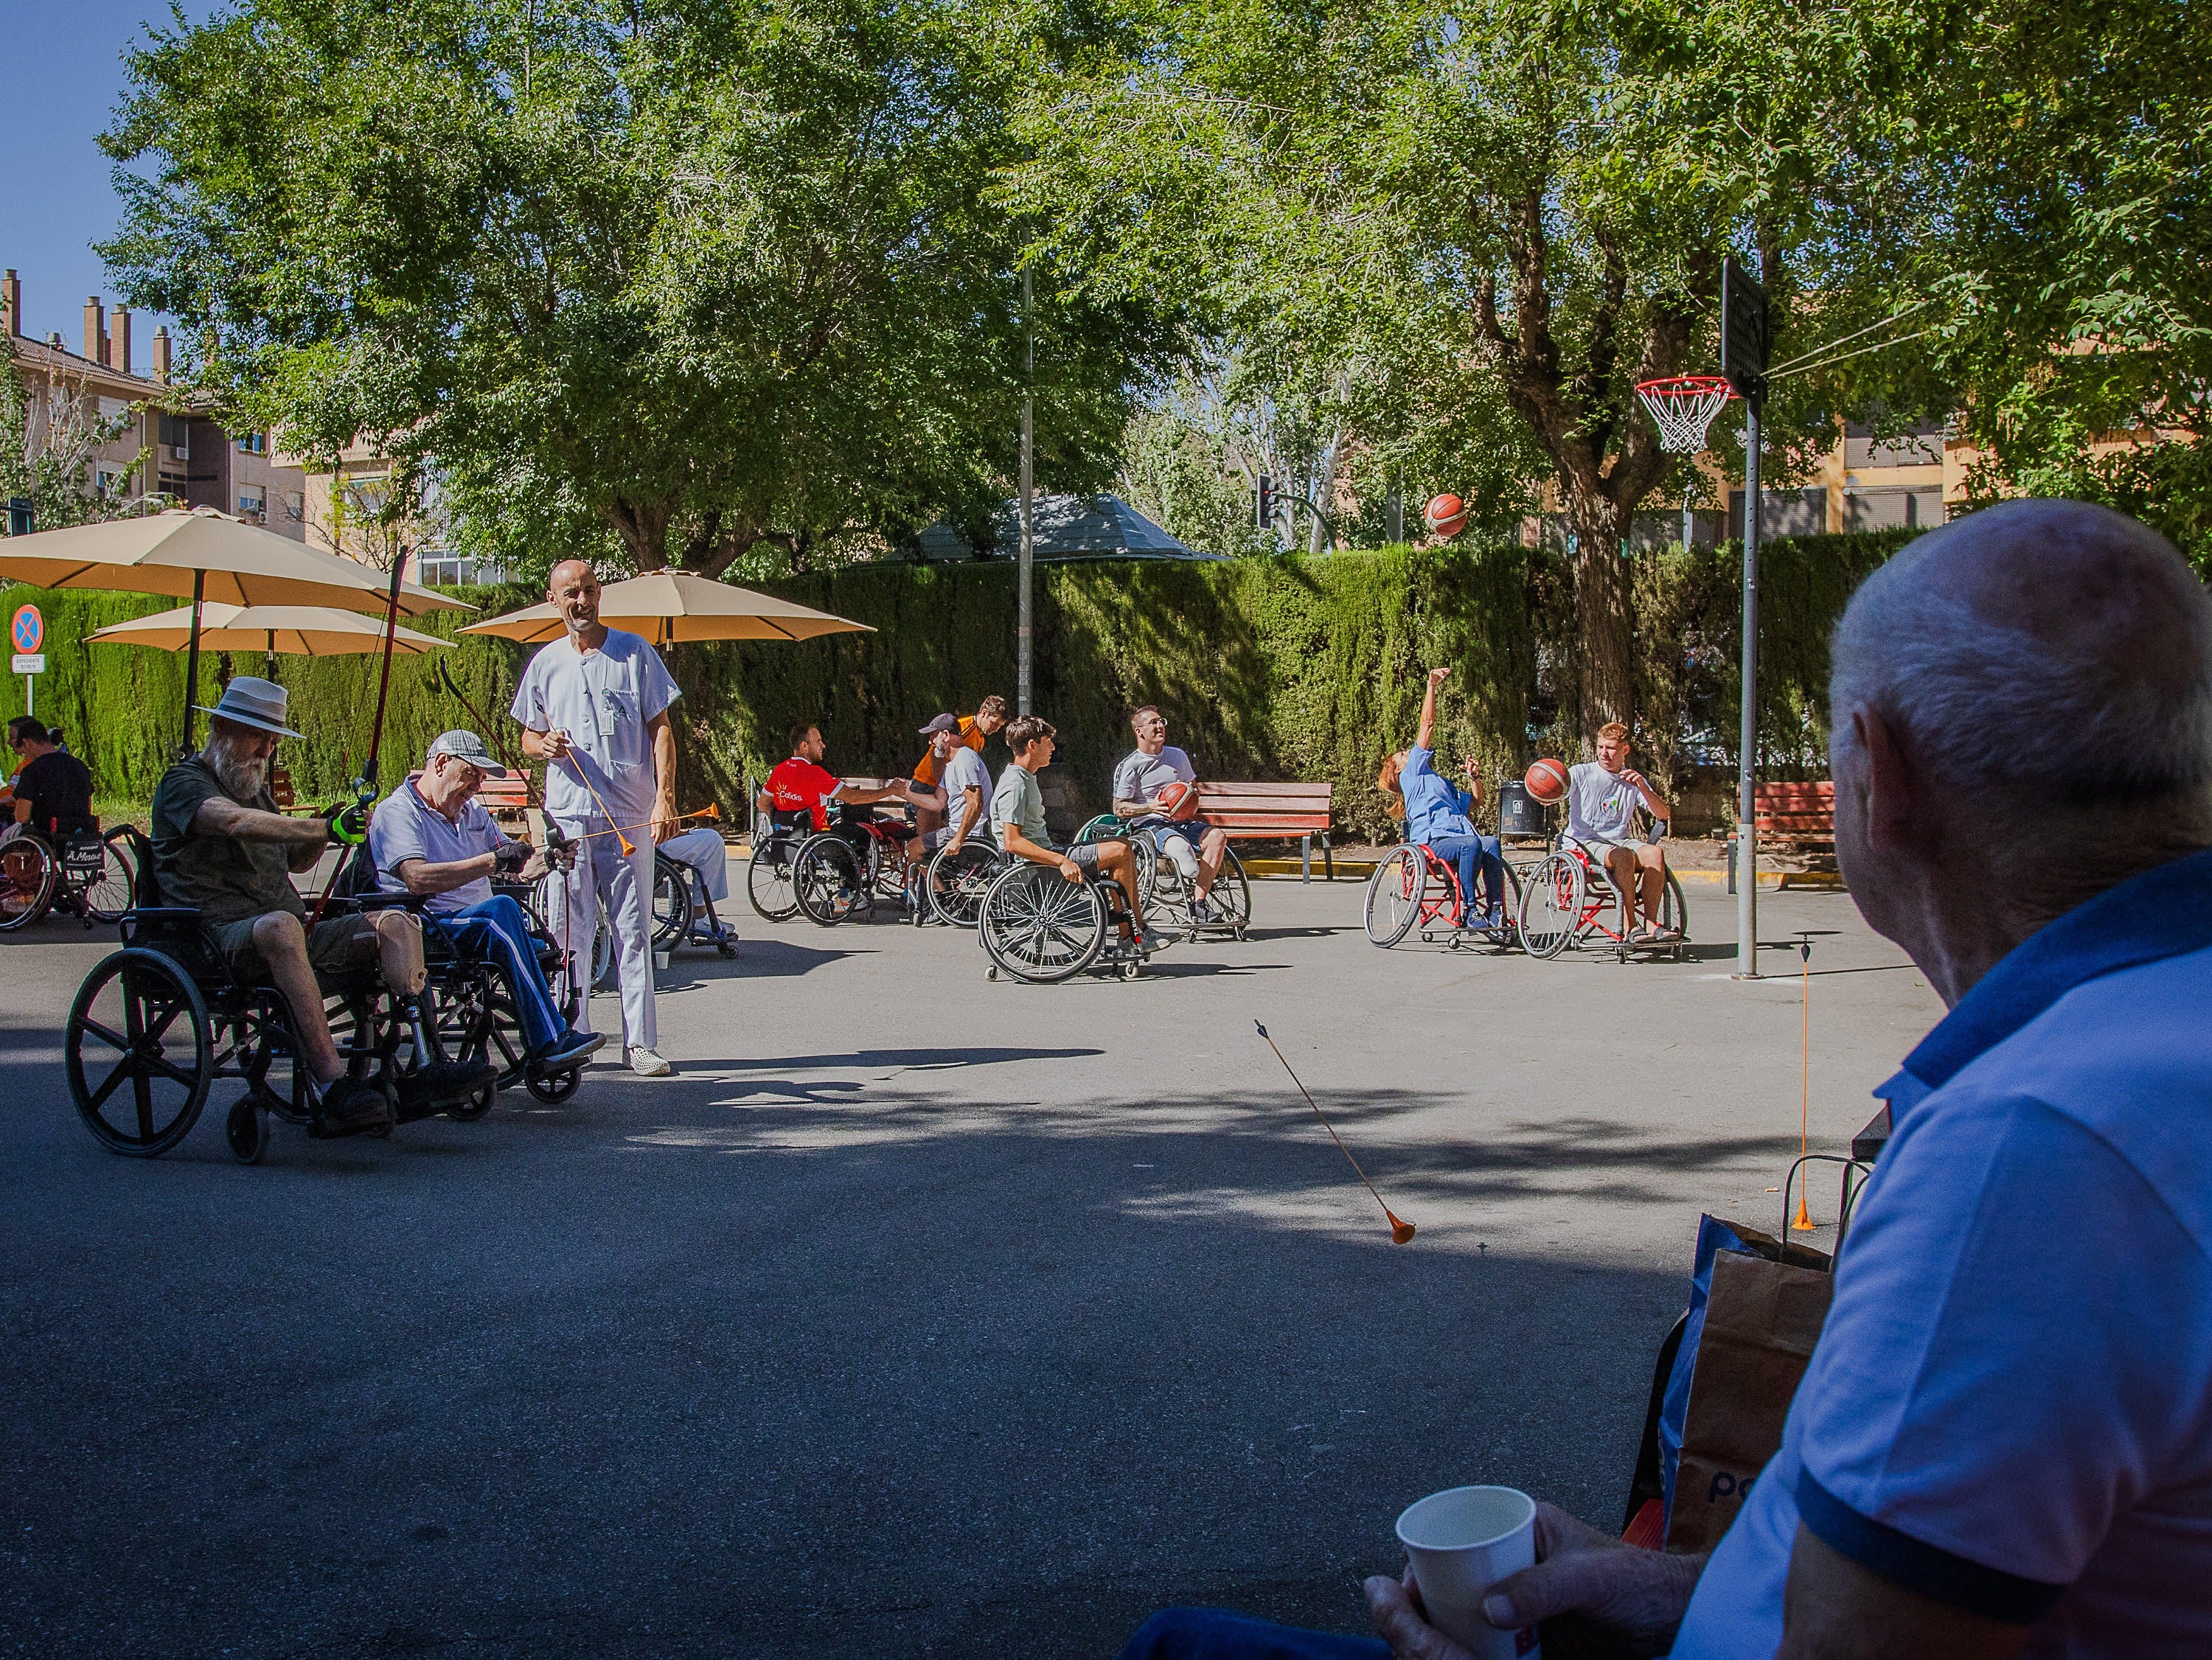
[1158,780,1202,822]
[1524,757,1570,804]
[1422,493,1468,539]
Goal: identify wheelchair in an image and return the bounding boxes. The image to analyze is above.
[1363,840,1524,951]
[1515,832,1690,963]
[0,818,137,932]
[652,847,737,958]
[63,829,508,1164]
[745,811,807,921]
[977,857,1154,983]
[790,804,918,927]
[1073,814,1251,941]
[919,834,1006,927]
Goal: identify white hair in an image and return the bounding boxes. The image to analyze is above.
[1830,543,2212,811]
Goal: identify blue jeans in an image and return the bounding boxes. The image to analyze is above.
[437,895,564,1050]
[1425,832,1503,921]
[1119,1608,1386,1660]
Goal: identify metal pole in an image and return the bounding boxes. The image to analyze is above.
[1018,265,1034,717]
[180,568,205,756]
[1734,404,1761,979]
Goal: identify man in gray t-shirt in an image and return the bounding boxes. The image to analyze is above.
[907,714,995,861]
[1564,722,1675,941]
[991,715,1150,950]
[1113,705,1231,918]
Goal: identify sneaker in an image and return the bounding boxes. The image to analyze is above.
[397,1058,501,1110]
[526,1029,605,1079]
[310,1073,392,1133]
[1130,927,1158,955]
[628,1046,673,1078]
[1189,893,1216,924]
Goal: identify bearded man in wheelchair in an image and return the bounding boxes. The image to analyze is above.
[367,730,603,1081]
[148,680,493,1133]
[1565,720,1679,944]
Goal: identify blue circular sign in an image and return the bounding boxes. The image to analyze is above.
[10,605,41,655]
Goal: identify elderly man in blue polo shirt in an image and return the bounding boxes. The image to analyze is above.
[1120,499,2212,1660]
[369,730,602,1079]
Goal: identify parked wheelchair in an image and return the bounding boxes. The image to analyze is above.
[745,811,807,921]
[63,829,508,1164]
[1363,841,1524,951]
[1072,813,1252,941]
[978,857,1155,983]
[0,818,136,932]
[1515,831,1690,963]
[652,847,738,958]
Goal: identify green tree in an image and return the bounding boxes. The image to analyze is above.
[1008,0,1937,729]
[101,0,1181,581]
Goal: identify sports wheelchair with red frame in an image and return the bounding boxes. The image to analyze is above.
[1515,834,1690,963]
[1363,840,1524,950]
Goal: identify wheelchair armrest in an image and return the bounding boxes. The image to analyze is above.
[125,906,202,924]
[354,892,431,913]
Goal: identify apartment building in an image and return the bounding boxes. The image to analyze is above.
[1,268,305,538]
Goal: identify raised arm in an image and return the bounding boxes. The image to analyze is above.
[1416,666,1448,752]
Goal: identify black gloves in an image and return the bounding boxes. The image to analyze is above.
[492,840,535,876]
[319,801,369,845]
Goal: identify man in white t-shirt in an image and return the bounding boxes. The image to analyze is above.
[1565,721,1674,941]
[1113,501,2212,1660]
[1113,705,1231,920]
[512,559,681,1077]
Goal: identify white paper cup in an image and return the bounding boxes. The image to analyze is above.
[1394,1485,1540,1659]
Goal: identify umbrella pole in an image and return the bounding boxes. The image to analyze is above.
[359,551,407,799]
[180,568,206,756]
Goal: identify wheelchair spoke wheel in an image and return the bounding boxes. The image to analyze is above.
[0,835,57,931]
[745,837,802,921]
[1660,871,1690,960]
[980,865,1106,983]
[82,828,137,924]
[651,854,693,949]
[793,834,865,927]
[926,842,1003,927]
[1365,846,1426,947]
[591,905,616,989]
[1517,854,1583,960]
[1202,850,1252,934]
[1129,834,1167,914]
[66,947,213,1156]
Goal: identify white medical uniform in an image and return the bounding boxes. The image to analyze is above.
[511,627,680,1052]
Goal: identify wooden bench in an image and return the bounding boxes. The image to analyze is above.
[270,766,296,812]
[475,768,535,832]
[1193,781,1335,882]
[1728,780,1838,891]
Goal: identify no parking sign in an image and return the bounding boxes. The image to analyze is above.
[10,604,38,656]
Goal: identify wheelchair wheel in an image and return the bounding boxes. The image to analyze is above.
[526,1062,583,1103]
[1200,850,1252,935]
[66,947,215,1157]
[1517,854,1584,960]
[1128,834,1165,913]
[225,1096,271,1164]
[651,853,693,949]
[0,834,57,930]
[745,835,802,921]
[979,863,1107,983]
[591,906,615,989]
[423,961,526,1100]
[82,827,137,924]
[793,833,866,927]
[1365,846,1426,947]
[1660,871,1690,960]
[925,841,1003,927]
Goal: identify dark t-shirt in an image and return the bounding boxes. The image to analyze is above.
[149,755,305,923]
[15,750,94,834]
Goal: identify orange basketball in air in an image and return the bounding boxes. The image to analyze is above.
[1524,757,1570,804]
[1423,494,1468,539]
[1157,780,1202,821]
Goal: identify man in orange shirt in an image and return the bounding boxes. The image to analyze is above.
[911,694,1007,837]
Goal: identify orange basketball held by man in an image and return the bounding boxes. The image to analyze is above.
[1113,707,1234,922]
[1422,493,1468,539]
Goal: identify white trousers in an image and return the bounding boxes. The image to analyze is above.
[659,827,729,904]
[552,813,656,1052]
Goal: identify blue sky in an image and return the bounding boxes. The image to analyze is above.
[1,0,209,347]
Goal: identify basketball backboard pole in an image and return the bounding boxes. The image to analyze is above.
[1721,255,1769,980]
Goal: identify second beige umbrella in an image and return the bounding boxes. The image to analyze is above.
[459,567,872,646]
[87,601,454,657]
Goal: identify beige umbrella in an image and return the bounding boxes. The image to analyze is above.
[86,601,453,656]
[0,506,473,752]
[459,567,872,646]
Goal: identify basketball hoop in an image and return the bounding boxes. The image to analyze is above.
[1636,374,1736,455]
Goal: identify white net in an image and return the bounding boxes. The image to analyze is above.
[1637,376,1735,454]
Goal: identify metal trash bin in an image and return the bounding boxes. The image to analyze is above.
[1498,780,1548,838]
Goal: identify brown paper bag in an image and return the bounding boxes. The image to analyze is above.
[1664,1227,1834,1553]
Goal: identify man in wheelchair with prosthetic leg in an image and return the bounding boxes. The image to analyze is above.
[147,680,496,1136]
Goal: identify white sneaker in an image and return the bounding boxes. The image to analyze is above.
[627,1046,673,1077]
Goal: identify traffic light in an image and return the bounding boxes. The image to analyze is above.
[1255,475,1274,531]
[5,498,30,538]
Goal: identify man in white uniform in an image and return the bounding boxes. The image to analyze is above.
[512,559,681,1076]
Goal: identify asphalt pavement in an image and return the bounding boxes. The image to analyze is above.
[0,872,1940,1659]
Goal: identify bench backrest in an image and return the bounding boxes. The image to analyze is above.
[476,770,532,812]
[1193,780,1332,833]
[1753,780,1836,834]
[270,765,295,812]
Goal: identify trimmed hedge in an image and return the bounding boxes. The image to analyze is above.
[4,529,1914,844]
